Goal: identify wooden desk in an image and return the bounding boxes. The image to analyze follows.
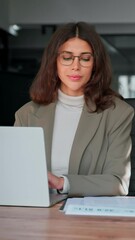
[1,203,135,239]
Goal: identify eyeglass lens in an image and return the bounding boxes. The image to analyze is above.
[58,51,93,67]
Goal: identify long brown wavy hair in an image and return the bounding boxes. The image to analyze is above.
[30,22,122,111]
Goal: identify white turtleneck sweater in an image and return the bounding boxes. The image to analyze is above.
[51,89,84,193]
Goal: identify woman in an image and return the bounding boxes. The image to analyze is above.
[14,22,134,197]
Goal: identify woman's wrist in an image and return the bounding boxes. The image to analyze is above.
[57,176,70,194]
[57,177,64,191]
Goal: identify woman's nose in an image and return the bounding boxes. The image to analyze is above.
[71,57,80,70]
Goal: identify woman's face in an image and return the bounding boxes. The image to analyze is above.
[57,37,94,96]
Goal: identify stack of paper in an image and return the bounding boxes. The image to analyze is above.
[62,196,135,217]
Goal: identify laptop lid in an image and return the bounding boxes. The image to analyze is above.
[0,127,67,207]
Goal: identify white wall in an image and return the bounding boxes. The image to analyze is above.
[0,0,134,34]
[8,0,135,25]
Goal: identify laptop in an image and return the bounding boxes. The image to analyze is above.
[0,126,67,207]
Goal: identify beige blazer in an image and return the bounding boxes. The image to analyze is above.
[14,97,134,197]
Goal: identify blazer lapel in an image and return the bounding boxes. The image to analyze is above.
[28,103,56,171]
[27,101,103,174]
[68,105,103,174]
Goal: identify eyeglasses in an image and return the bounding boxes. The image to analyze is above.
[58,51,94,67]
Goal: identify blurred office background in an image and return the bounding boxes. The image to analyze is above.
[1,0,135,125]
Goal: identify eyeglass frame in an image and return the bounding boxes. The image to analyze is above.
[57,51,94,68]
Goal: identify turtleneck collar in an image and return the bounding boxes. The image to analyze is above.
[58,89,84,108]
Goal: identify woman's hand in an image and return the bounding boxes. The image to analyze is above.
[48,171,64,191]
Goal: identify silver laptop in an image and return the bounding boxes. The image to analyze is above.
[0,126,67,207]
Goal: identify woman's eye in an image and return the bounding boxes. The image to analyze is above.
[63,55,72,61]
[81,56,91,61]
[81,58,90,62]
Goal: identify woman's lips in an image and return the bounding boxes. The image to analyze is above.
[68,75,81,81]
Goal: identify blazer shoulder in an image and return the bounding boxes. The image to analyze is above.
[16,101,40,115]
[15,101,48,125]
[114,97,134,114]
[105,97,134,127]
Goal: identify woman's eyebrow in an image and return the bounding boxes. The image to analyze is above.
[60,51,93,54]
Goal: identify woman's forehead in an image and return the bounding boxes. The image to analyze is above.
[58,37,93,53]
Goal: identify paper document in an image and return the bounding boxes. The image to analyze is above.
[61,197,84,212]
[64,196,135,217]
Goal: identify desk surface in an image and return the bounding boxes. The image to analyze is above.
[1,203,135,240]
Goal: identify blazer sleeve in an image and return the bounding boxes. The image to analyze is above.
[66,101,134,197]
